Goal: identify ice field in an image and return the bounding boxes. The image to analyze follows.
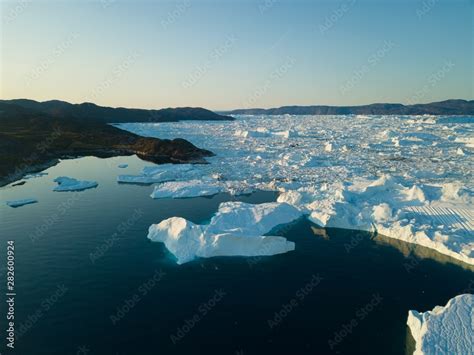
[117,115,473,265]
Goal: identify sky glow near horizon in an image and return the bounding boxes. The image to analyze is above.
[0,0,472,110]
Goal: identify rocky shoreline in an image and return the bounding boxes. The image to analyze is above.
[0,102,214,187]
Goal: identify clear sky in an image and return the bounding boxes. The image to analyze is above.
[1,0,472,110]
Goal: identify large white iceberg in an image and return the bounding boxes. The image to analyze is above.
[150,180,224,199]
[53,177,98,192]
[407,294,474,355]
[147,202,302,264]
[306,175,474,265]
[6,198,38,208]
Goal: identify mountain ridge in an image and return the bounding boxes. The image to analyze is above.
[0,98,234,123]
[0,101,214,187]
[223,99,474,115]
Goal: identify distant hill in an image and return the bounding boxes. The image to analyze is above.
[0,99,234,123]
[0,102,213,186]
[224,99,474,115]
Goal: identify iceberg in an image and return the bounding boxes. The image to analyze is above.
[6,198,38,208]
[150,180,224,199]
[147,202,302,264]
[53,177,98,192]
[118,114,474,265]
[117,175,163,184]
[23,172,48,179]
[234,128,297,139]
[307,175,474,265]
[117,164,196,184]
[407,294,474,355]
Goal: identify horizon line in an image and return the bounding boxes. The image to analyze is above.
[2,97,473,113]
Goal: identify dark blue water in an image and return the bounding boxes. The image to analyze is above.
[0,156,472,355]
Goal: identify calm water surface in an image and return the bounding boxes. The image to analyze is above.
[0,156,472,355]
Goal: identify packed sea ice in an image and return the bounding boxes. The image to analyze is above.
[118,114,473,265]
[147,202,302,264]
[53,177,98,192]
[407,294,474,355]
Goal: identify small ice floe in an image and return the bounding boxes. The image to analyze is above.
[6,198,38,208]
[454,137,474,148]
[324,142,333,152]
[118,164,129,168]
[117,164,195,184]
[234,127,270,138]
[150,180,224,199]
[234,128,296,139]
[147,202,302,264]
[24,172,48,179]
[117,175,162,184]
[407,294,474,355]
[53,177,98,192]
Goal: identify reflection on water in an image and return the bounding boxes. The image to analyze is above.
[0,155,472,355]
[405,325,416,355]
[310,225,329,240]
[308,222,474,272]
[374,233,474,272]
